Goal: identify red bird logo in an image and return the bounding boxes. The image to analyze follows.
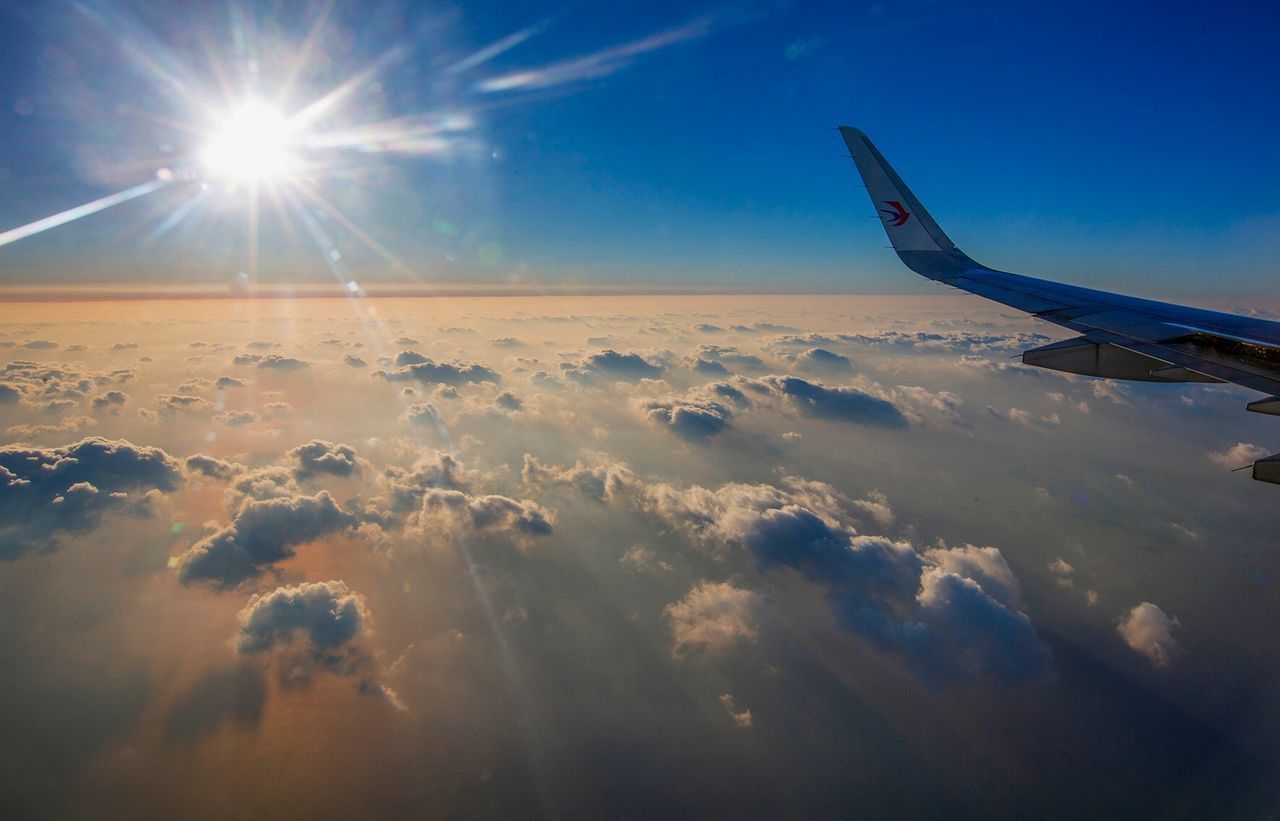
[880,200,910,227]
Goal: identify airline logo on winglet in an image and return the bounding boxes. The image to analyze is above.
[880,200,910,227]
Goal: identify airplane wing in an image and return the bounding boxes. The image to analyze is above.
[839,126,1280,484]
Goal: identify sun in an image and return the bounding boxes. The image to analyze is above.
[200,100,298,182]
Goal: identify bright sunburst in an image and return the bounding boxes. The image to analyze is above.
[200,100,298,183]
[0,0,708,287]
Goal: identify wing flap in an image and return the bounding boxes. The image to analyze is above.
[1081,330,1280,394]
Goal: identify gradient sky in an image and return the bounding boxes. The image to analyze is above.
[0,0,1277,294]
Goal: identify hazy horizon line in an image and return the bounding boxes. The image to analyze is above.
[0,283,1273,308]
[0,282,947,301]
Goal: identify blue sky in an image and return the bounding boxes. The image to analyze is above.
[0,0,1277,294]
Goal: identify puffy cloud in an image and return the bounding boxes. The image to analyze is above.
[395,351,429,366]
[6,416,97,440]
[1091,380,1133,407]
[563,349,664,383]
[719,693,753,729]
[743,375,908,429]
[770,330,1049,353]
[618,544,672,574]
[343,354,368,368]
[924,545,1022,609]
[693,345,765,372]
[705,381,750,406]
[90,390,128,411]
[909,568,1050,682]
[233,353,309,370]
[1046,556,1096,603]
[185,454,245,481]
[732,322,797,333]
[176,378,211,394]
[43,398,78,415]
[600,469,1046,682]
[795,347,852,373]
[226,466,300,508]
[215,376,245,389]
[692,358,730,376]
[1208,442,1270,468]
[665,580,764,657]
[374,355,499,386]
[852,489,893,526]
[888,385,965,426]
[1048,557,1074,576]
[521,454,640,502]
[640,394,735,440]
[494,391,523,411]
[256,355,310,371]
[289,440,362,478]
[1005,407,1061,429]
[0,437,183,557]
[2,361,133,409]
[157,394,207,415]
[1117,602,1181,668]
[379,450,476,512]
[400,403,443,429]
[1048,556,1075,589]
[236,580,401,706]
[263,401,292,419]
[237,579,367,654]
[217,410,259,427]
[954,354,1065,379]
[177,491,356,587]
[408,488,553,547]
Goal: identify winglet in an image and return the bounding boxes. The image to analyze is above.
[839,126,980,279]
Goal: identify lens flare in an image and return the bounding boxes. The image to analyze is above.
[200,100,296,182]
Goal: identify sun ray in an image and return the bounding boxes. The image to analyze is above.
[274,0,338,107]
[289,44,410,130]
[0,179,170,249]
[443,22,547,76]
[74,0,205,102]
[247,183,260,282]
[261,183,302,249]
[149,185,209,239]
[288,178,409,274]
[299,110,475,155]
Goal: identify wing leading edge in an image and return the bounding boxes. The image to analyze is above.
[838,126,1280,484]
